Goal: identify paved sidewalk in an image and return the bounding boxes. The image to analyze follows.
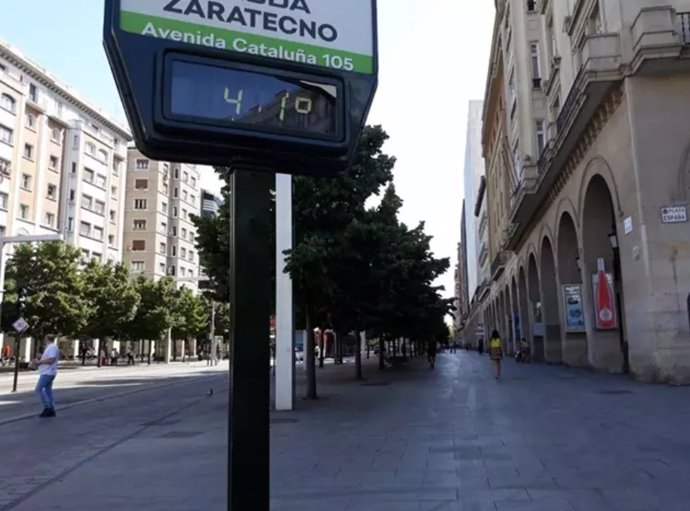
[4,352,690,510]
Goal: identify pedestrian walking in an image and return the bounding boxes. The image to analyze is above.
[31,334,60,418]
[110,348,119,366]
[477,338,484,355]
[126,348,135,365]
[426,340,437,369]
[489,330,504,379]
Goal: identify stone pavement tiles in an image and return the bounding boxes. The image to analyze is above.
[4,353,690,510]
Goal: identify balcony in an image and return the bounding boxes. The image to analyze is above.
[491,250,512,281]
[507,34,623,248]
[630,7,690,74]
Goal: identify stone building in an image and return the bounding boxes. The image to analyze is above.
[463,0,690,382]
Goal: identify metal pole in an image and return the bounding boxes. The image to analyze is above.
[275,173,294,411]
[210,300,216,365]
[11,332,21,393]
[229,169,271,511]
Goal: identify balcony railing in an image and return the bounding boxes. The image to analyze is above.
[680,12,690,45]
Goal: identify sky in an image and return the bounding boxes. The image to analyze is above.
[0,0,495,298]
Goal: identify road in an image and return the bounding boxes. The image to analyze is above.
[2,352,690,510]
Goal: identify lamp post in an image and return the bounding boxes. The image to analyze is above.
[608,232,629,374]
[0,233,64,392]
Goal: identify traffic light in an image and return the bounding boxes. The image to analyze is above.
[17,287,26,315]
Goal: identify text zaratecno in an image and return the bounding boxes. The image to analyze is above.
[164,0,338,43]
[232,38,318,64]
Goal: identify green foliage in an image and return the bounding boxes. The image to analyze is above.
[82,260,140,341]
[2,242,89,339]
[122,277,179,342]
[172,287,208,340]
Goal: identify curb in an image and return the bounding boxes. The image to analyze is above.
[0,371,227,427]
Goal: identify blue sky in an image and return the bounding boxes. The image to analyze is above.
[0,0,496,297]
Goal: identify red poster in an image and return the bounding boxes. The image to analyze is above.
[593,258,617,330]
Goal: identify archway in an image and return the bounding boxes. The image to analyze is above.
[581,175,627,372]
[540,238,563,363]
[528,254,545,362]
[557,213,588,366]
[518,267,532,354]
[504,285,514,354]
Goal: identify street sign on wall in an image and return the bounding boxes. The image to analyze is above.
[661,206,688,224]
[104,0,379,176]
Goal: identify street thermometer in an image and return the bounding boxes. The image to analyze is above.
[103,1,379,509]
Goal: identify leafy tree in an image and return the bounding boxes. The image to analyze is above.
[81,260,139,357]
[2,242,89,352]
[122,277,179,364]
[171,287,207,360]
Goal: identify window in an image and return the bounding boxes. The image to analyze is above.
[189,250,194,262]
[182,209,188,219]
[26,114,36,129]
[19,204,29,220]
[174,167,179,178]
[23,144,34,160]
[161,202,168,214]
[160,242,167,254]
[135,179,148,190]
[1,94,16,114]
[131,261,145,272]
[181,227,187,238]
[0,192,8,211]
[109,210,116,223]
[85,142,97,157]
[81,195,93,210]
[131,240,146,251]
[189,270,194,278]
[93,226,104,240]
[190,194,196,205]
[172,226,177,236]
[29,84,37,102]
[21,174,32,190]
[169,266,176,276]
[51,128,62,144]
[159,262,166,274]
[72,162,77,174]
[134,199,147,210]
[183,190,188,201]
[180,267,187,277]
[587,3,603,35]
[530,42,541,88]
[46,184,57,200]
[0,157,8,175]
[191,176,197,188]
[183,171,189,183]
[536,120,546,155]
[0,124,14,145]
[69,189,75,202]
[174,187,178,198]
[67,217,74,231]
[173,206,178,217]
[49,156,59,170]
[181,247,187,258]
[512,140,522,177]
[94,200,106,215]
[172,246,177,256]
[95,174,107,188]
[161,221,167,233]
[135,159,149,170]
[83,168,95,183]
[0,125,12,145]
[133,219,147,230]
[80,221,91,237]
[189,231,194,242]
[111,186,118,198]
[548,19,558,59]
[97,149,108,163]
[108,234,115,246]
[112,161,120,175]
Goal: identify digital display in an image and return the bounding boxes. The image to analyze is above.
[168,60,340,139]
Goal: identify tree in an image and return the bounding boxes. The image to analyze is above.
[171,287,207,360]
[2,242,89,352]
[286,125,396,396]
[122,277,179,364]
[82,260,140,359]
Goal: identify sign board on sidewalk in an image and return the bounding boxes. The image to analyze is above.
[104,0,379,175]
[661,206,688,224]
[12,318,28,334]
[562,284,586,333]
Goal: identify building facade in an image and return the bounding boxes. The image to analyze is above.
[0,39,131,258]
[464,0,690,382]
[123,149,201,293]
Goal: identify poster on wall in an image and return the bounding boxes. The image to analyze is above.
[532,301,544,337]
[592,258,618,330]
[562,284,586,332]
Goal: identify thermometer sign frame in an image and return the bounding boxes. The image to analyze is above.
[103,0,378,176]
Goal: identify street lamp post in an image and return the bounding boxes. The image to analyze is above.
[608,232,629,374]
[0,234,64,393]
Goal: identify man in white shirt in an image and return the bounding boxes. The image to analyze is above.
[32,334,60,418]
